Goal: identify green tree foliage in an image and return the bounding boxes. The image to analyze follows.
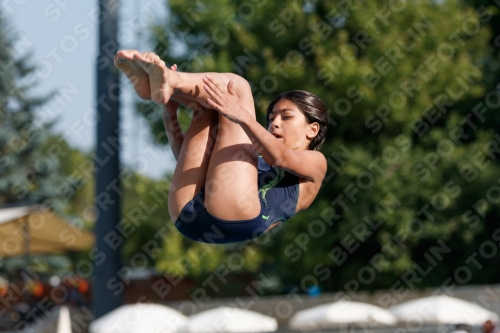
[38,135,94,216]
[38,135,174,268]
[139,0,500,292]
[0,10,180,280]
[0,12,80,210]
[18,133,177,275]
[460,0,500,130]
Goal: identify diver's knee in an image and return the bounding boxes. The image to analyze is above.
[224,73,251,96]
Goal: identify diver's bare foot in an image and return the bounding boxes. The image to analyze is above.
[114,50,151,100]
[133,52,174,105]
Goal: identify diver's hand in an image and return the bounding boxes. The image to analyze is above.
[202,75,249,124]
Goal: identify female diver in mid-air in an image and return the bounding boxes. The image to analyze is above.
[114,50,329,244]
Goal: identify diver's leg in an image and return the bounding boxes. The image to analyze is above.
[203,74,261,220]
[167,104,219,221]
[132,53,260,220]
[133,52,255,109]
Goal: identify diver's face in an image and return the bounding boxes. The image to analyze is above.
[268,99,316,151]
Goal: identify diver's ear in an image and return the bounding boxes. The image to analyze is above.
[306,122,320,140]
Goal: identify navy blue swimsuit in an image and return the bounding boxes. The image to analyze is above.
[174,156,300,244]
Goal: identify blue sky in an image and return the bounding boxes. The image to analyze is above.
[7,0,175,179]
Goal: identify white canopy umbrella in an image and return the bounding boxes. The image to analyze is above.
[89,303,187,333]
[178,306,278,333]
[25,305,72,333]
[57,306,72,333]
[390,295,499,325]
[0,204,94,257]
[289,300,396,330]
